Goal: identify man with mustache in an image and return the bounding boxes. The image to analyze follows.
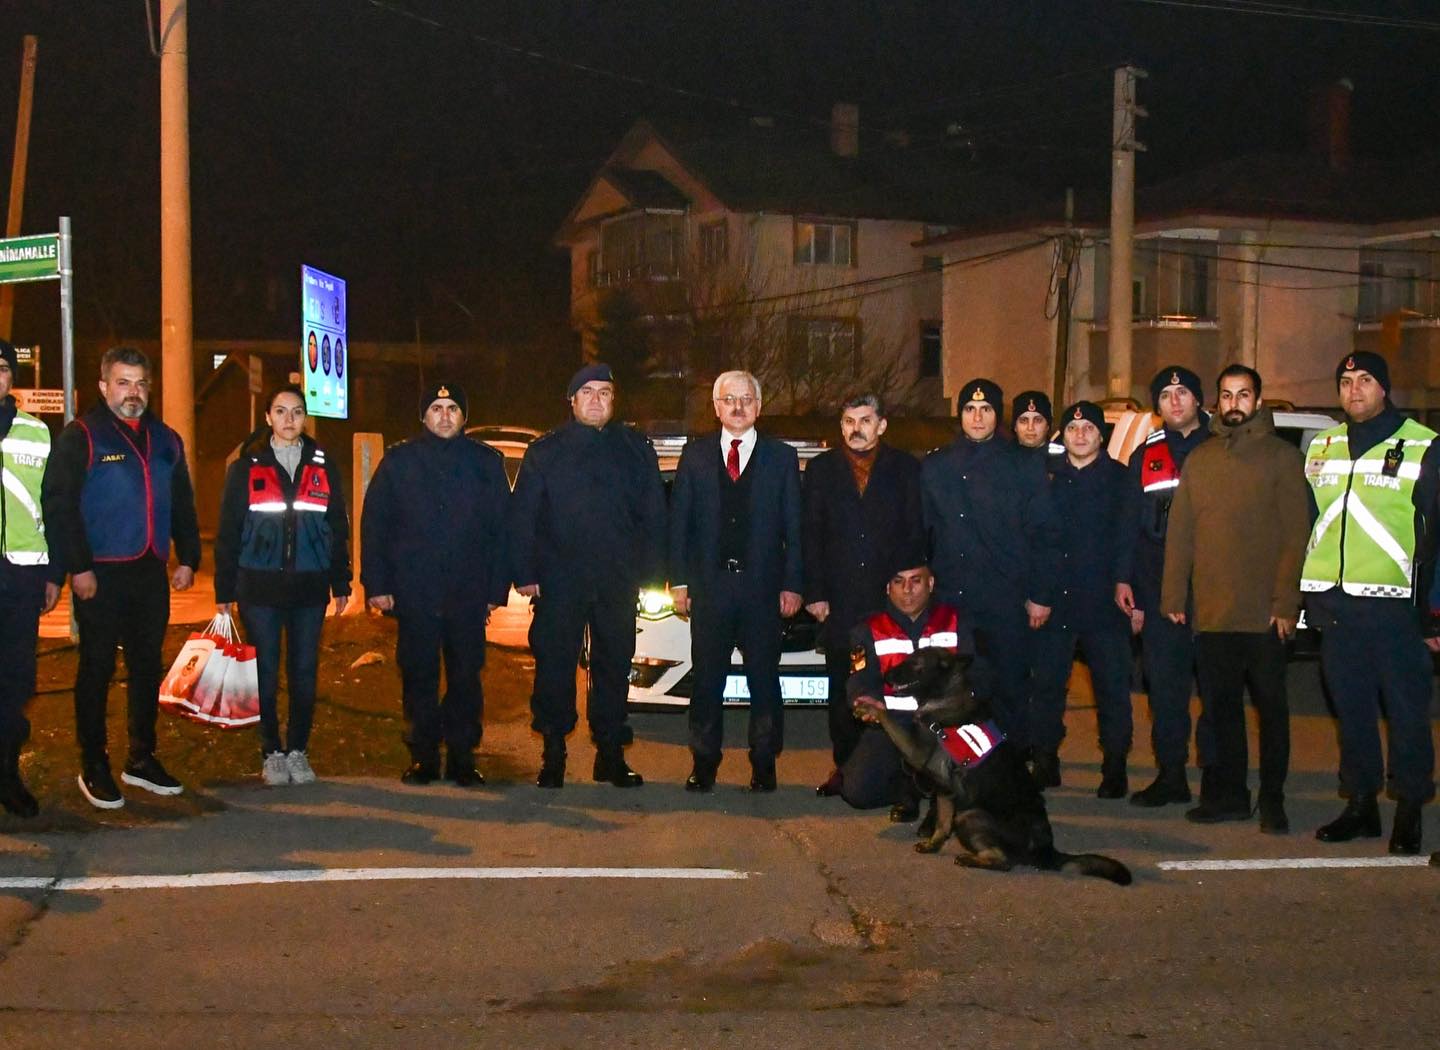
[42,347,201,809]
[801,393,923,814]
[1160,365,1309,832]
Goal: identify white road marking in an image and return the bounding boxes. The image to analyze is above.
[1159,856,1432,872]
[0,866,750,892]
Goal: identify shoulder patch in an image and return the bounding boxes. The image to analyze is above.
[849,646,867,673]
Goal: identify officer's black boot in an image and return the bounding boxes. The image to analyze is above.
[1388,799,1423,856]
[0,740,39,819]
[593,743,643,788]
[537,735,566,789]
[445,748,485,788]
[1315,793,1381,842]
[1096,753,1128,800]
[1257,792,1289,835]
[1130,765,1191,807]
[1031,750,1061,789]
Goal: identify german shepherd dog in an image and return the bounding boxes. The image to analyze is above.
[853,648,1132,886]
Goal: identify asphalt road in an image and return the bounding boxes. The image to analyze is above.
[1,662,1437,1049]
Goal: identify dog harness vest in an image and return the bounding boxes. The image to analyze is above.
[932,719,1004,769]
[864,604,961,695]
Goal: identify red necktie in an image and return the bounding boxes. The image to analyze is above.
[726,438,742,482]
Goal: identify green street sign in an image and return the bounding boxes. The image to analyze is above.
[0,233,60,284]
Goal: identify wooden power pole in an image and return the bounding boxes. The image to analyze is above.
[160,0,196,475]
[0,35,38,341]
[1107,65,1146,401]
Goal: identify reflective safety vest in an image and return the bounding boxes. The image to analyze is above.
[1301,418,1437,598]
[865,603,960,695]
[0,409,50,565]
[239,447,335,574]
[1138,428,1181,496]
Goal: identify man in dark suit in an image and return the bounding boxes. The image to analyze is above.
[802,393,923,799]
[669,370,803,792]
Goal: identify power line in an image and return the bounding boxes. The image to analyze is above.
[1123,0,1440,31]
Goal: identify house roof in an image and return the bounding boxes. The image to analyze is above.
[599,167,691,211]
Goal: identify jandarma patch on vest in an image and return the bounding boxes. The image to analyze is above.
[99,453,126,463]
[1147,460,1163,471]
[849,646,867,673]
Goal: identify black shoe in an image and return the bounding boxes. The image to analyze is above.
[816,768,843,797]
[747,766,777,793]
[1097,754,1128,800]
[685,762,717,793]
[121,755,183,796]
[1389,800,1423,855]
[0,741,38,818]
[78,762,124,810]
[1130,766,1192,807]
[593,746,644,788]
[1031,750,1061,789]
[916,798,938,838]
[1316,794,1381,842]
[446,757,485,788]
[536,735,566,789]
[401,760,440,785]
[1185,794,1252,824]
[889,799,920,823]
[1257,794,1290,835]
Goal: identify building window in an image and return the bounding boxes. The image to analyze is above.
[1358,256,1421,322]
[788,317,860,374]
[699,220,728,267]
[597,211,684,285]
[1178,252,1213,318]
[586,250,599,288]
[1132,277,1147,319]
[794,220,855,266]
[922,255,943,273]
[919,322,941,379]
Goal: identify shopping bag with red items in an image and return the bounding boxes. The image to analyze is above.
[189,615,237,722]
[209,632,260,728]
[159,613,229,715]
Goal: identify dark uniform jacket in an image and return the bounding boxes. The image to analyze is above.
[1115,417,1210,613]
[920,435,1061,610]
[507,419,665,596]
[42,404,201,575]
[360,430,510,616]
[802,443,923,648]
[214,433,352,608]
[668,431,802,598]
[1046,450,1129,629]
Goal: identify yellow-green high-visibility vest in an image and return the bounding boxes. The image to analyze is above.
[0,408,51,566]
[1300,417,1437,598]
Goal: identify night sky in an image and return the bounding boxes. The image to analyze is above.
[4,0,1439,357]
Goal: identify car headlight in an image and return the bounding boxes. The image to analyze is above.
[636,588,675,621]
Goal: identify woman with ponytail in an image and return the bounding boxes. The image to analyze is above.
[214,384,351,784]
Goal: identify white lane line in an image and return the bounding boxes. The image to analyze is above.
[0,866,750,892]
[1160,857,1432,872]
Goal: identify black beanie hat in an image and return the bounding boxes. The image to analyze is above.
[419,381,468,420]
[566,361,615,399]
[0,340,16,372]
[1060,400,1106,434]
[1336,351,1390,395]
[957,377,1005,422]
[1011,390,1052,425]
[1149,364,1204,410]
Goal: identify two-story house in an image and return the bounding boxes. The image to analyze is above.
[555,106,1041,424]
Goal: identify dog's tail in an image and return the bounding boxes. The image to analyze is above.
[1039,848,1133,886]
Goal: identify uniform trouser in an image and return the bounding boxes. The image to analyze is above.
[73,558,169,765]
[839,718,913,809]
[1140,611,1215,770]
[1194,631,1289,802]
[528,588,636,748]
[1030,617,1134,759]
[240,602,326,757]
[967,600,1033,749]
[824,646,864,767]
[688,572,783,769]
[395,608,486,763]
[0,568,44,747]
[1316,593,1436,804]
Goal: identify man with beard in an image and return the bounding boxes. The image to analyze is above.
[508,363,665,789]
[1161,365,1309,831]
[1302,352,1440,855]
[802,393,923,809]
[1116,365,1216,808]
[922,378,1060,749]
[42,347,201,809]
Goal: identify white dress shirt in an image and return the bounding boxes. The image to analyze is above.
[720,427,757,476]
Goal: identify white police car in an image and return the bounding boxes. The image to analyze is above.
[628,435,831,709]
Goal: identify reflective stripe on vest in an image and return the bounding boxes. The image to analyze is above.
[1300,419,1436,598]
[865,604,961,695]
[248,461,331,514]
[1,411,51,565]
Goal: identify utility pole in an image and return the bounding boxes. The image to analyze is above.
[0,35,38,341]
[160,1,196,476]
[1052,187,1076,411]
[1107,64,1146,401]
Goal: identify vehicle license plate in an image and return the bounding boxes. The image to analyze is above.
[723,675,829,701]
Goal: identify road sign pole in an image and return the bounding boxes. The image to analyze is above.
[58,216,74,423]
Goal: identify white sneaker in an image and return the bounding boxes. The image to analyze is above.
[285,750,317,784]
[262,752,291,786]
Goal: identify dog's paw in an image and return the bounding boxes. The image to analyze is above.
[914,840,943,854]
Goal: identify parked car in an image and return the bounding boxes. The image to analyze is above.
[628,436,831,710]
[466,424,543,647]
